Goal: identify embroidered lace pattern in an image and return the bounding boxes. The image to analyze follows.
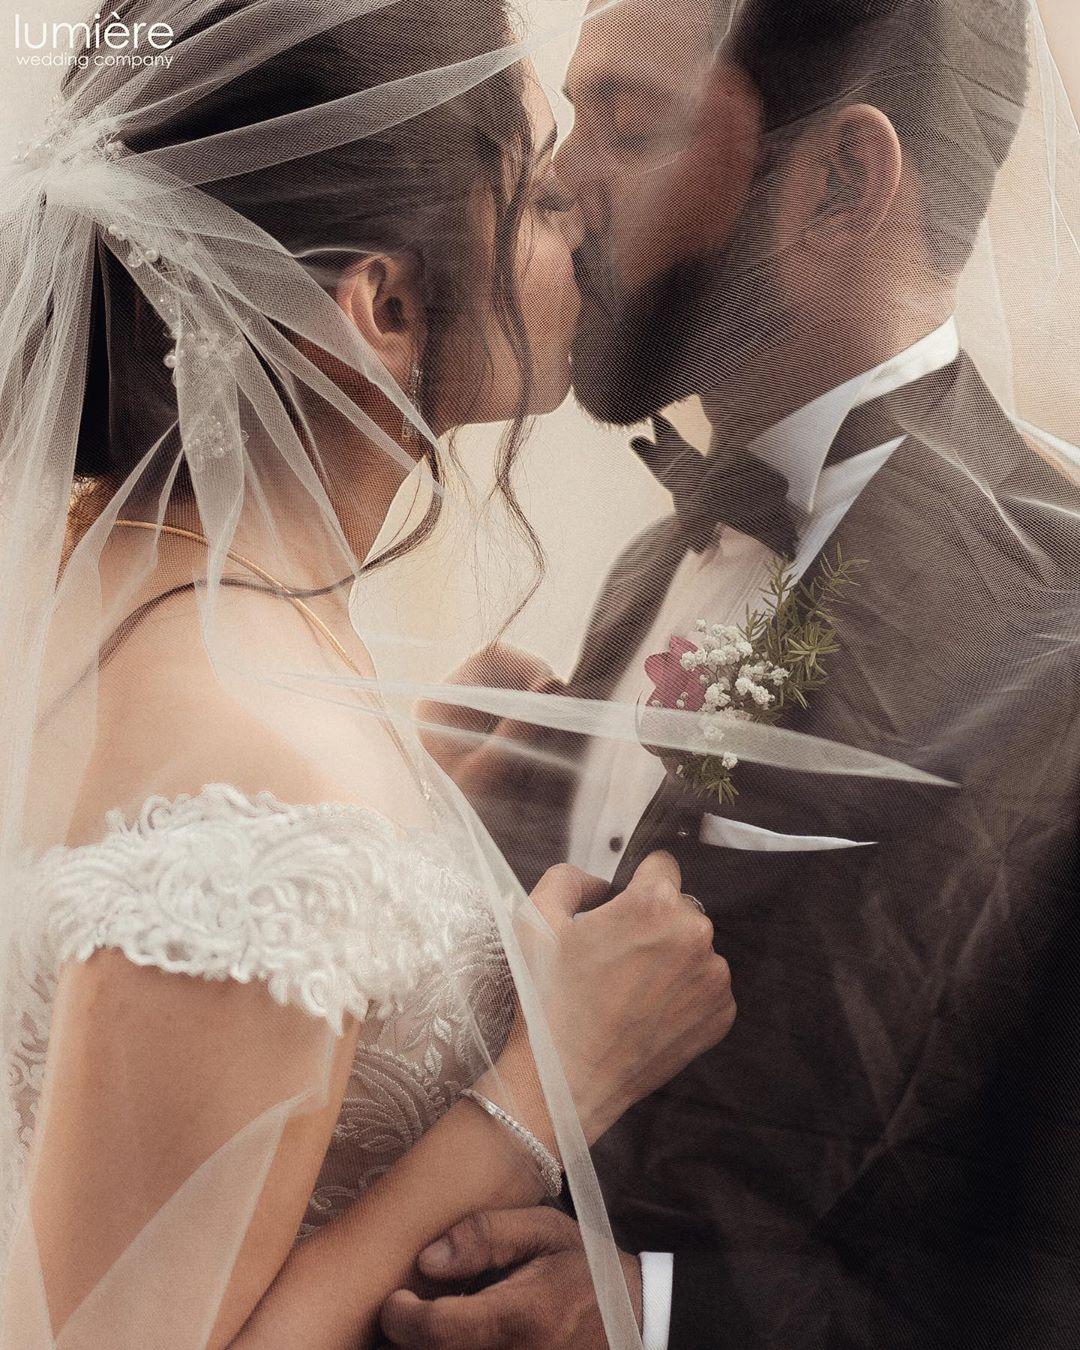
[4,785,514,1244]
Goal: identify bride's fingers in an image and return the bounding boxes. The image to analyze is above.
[414,645,561,763]
[417,1207,579,1281]
[624,849,681,898]
[417,672,567,789]
[571,849,680,932]
[529,863,609,928]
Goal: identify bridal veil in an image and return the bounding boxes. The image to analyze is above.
[0,0,1077,1345]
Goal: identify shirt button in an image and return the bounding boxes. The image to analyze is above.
[608,835,624,852]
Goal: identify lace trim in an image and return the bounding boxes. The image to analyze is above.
[29,784,490,1034]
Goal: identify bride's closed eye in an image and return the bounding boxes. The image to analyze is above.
[534,169,576,216]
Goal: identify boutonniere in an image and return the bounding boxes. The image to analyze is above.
[643,546,865,808]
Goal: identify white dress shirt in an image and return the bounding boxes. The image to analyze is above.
[566,319,960,1350]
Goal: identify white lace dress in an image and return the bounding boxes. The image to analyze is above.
[7,784,514,1243]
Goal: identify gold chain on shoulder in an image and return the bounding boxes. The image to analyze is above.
[112,518,430,802]
[114,518,364,679]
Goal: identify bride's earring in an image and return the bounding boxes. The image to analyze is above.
[401,357,423,448]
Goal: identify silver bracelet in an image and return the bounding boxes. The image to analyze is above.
[460,1088,563,1199]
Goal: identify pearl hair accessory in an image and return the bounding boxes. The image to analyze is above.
[105,222,165,272]
[100,223,249,473]
[10,99,122,174]
[10,101,254,477]
[165,325,249,473]
[102,220,200,278]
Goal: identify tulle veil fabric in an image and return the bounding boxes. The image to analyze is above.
[0,0,1077,1345]
[0,2,653,1342]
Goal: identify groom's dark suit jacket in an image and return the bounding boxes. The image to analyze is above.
[479,354,1080,1349]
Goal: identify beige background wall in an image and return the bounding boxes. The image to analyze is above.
[1039,0,1080,103]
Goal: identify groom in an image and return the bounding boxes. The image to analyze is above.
[383,1,1080,1347]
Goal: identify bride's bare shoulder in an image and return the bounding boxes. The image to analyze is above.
[68,581,390,847]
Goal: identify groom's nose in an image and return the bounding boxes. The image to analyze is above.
[552,127,599,197]
[560,196,587,252]
[551,132,580,192]
[553,135,608,236]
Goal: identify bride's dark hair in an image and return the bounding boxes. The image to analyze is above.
[67,0,542,576]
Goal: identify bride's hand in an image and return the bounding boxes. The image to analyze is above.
[416,643,562,795]
[495,851,735,1149]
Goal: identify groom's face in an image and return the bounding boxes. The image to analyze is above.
[557,0,783,423]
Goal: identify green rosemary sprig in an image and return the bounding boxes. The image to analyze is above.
[678,545,865,807]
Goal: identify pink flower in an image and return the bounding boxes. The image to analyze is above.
[644,636,705,712]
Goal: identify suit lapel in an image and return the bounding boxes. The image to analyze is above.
[608,353,1037,886]
[566,516,689,702]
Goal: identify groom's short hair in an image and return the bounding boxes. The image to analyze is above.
[717,0,1030,274]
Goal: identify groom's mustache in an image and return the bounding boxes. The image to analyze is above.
[568,214,794,426]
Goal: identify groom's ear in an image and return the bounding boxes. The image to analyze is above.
[335,253,424,386]
[797,104,903,255]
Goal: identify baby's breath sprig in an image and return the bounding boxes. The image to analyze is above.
[653,545,865,807]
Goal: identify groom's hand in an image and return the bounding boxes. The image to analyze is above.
[380,1208,640,1349]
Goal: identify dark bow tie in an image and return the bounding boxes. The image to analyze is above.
[631,414,799,559]
[631,394,912,561]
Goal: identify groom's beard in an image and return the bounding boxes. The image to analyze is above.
[570,195,797,427]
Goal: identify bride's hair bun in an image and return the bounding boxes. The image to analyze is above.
[68,0,534,491]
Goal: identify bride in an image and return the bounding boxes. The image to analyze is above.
[0,0,735,1346]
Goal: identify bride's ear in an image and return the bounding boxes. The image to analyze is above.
[335,254,424,386]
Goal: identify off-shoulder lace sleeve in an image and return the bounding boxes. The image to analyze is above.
[32,785,489,1034]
